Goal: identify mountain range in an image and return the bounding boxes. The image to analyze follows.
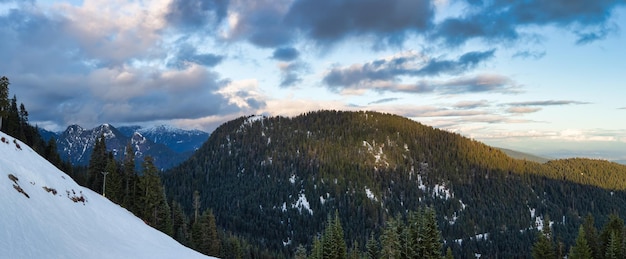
[0,131,212,258]
[40,124,209,170]
[163,110,626,258]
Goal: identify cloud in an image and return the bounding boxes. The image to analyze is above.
[166,0,229,30]
[512,50,546,60]
[167,44,224,68]
[506,107,542,114]
[575,24,617,45]
[323,50,496,93]
[433,0,626,46]
[278,61,308,88]
[452,100,490,109]
[272,47,300,61]
[285,0,435,47]
[619,107,626,110]
[369,105,489,119]
[368,98,400,105]
[507,100,590,106]
[437,74,517,94]
[57,0,171,67]
[224,0,294,47]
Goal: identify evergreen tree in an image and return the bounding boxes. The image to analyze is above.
[310,236,323,259]
[445,247,454,259]
[380,218,401,259]
[44,137,63,169]
[421,207,443,258]
[5,96,19,137]
[104,154,122,203]
[605,231,621,259]
[221,234,243,259]
[348,241,360,259]
[582,214,600,259]
[366,233,380,259]
[322,211,347,259]
[138,156,171,235]
[122,142,137,211]
[87,135,108,194]
[600,214,624,259]
[191,209,221,257]
[294,244,307,259]
[0,76,9,131]
[569,226,592,259]
[406,210,422,258]
[532,217,555,259]
[171,201,189,244]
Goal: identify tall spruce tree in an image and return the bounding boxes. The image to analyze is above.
[45,137,63,169]
[582,214,600,259]
[569,226,592,259]
[600,214,624,259]
[366,233,380,259]
[421,207,443,258]
[122,142,137,211]
[380,218,401,259]
[294,244,307,259]
[5,96,19,137]
[139,156,171,235]
[191,209,220,257]
[171,200,189,244]
[322,211,347,259]
[532,217,555,259]
[0,76,9,131]
[104,154,122,204]
[87,135,108,194]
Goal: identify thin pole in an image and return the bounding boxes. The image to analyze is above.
[101,171,109,197]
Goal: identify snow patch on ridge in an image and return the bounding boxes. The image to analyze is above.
[292,193,313,215]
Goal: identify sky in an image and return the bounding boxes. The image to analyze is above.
[0,0,625,161]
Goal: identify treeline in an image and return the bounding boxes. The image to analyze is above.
[0,76,70,172]
[79,135,279,258]
[295,208,447,259]
[533,213,626,259]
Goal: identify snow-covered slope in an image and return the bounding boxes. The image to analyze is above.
[0,132,212,259]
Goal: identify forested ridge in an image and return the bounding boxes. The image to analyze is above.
[162,110,626,258]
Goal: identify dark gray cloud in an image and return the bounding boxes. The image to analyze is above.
[434,0,625,46]
[166,0,229,30]
[285,0,434,46]
[272,47,300,61]
[507,100,590,106]
[368,98,400,105]
[167,44,224,68]
[438,74,516,94]
[227,0,435,48]
[416,49,495,76]
[278,62,308,88]
[323,50,495,90]
[226,0,294,47]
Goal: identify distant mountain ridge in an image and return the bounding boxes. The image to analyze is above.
[41,124,209,170]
